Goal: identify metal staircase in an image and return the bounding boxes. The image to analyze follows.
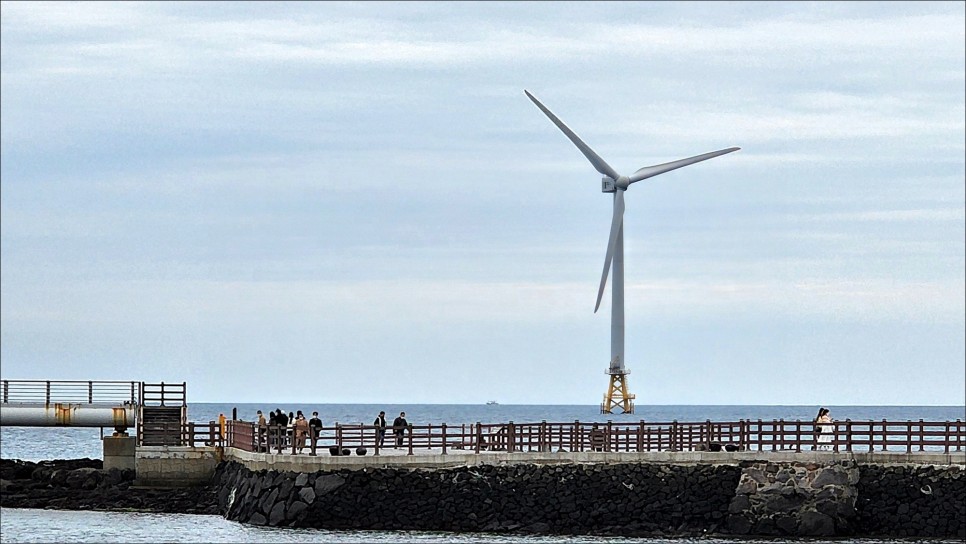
[137,382,186,446]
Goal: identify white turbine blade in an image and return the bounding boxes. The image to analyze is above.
[595,189,625,313]
[525,90,621,181]
[627,147,739,184]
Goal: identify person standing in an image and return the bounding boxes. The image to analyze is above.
[308,411,323,451]
[275,409,289,448]
[373,411,387,448]
[294,414,309,453]
[255,410,267,452]
[815,407,834,450]
[392,411,409,449]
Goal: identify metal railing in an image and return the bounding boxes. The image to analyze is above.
[224,418,966,456]
[139,382,186,407]
[0,380,138,405]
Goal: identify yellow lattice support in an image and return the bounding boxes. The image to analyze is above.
[601,372,635,414]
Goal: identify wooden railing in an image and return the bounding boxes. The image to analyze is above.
[223,418,966,456]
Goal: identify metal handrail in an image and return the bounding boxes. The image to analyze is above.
[0,380,138,405]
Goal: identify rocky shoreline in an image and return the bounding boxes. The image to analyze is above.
[2,457,963,539]
[0,458,219,515]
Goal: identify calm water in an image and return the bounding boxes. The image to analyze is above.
[1,404,963,543]
[3,508,960,544]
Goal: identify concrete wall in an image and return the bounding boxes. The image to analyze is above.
[224,447,965,473]
[103,437,136,471]
[135,446,222,487]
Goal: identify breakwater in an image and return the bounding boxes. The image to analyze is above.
[215,453,966,538]
[2,454,963,537]
[0,458,219,515]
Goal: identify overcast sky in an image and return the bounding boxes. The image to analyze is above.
[1,2,963,406]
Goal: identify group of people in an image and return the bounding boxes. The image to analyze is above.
[253,409,412,453]
[372,411,411,449]
[255,408,324,453]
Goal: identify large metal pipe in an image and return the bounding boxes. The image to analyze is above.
[0,402,135,428]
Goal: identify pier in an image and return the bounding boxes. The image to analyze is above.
[2,379,964,537]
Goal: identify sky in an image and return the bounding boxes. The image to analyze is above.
[1,2,964,407]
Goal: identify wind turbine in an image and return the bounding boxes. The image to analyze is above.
[525,90,739,413]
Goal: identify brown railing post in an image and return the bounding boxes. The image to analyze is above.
[441,423,448,455]
[574,420,581,452]
[188,422,195,447]
[958,419,964,452]
[2,380,7,403]
[336,423,343,455]
[637,420,644,452]
[918,419,925,452]
[407,425,414,455]
[508,421,515,453]
[605,421,613,452]
[45,381,51,405]
[943,420,953,453]
[475,422,482,454]
[88,381,93,404]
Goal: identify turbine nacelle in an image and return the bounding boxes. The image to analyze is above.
[601,176,629,193]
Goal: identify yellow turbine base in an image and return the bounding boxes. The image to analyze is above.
[601,373,635,414]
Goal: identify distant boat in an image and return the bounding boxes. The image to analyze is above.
[486,400,499,405]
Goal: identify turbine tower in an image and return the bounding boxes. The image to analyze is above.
[525,90,739,414]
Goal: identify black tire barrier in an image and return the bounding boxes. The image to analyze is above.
[341,448,351,456]
[356,447,367,456]
[328,446,341,456]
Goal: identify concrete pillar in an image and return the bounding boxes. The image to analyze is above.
[103,436,136,471]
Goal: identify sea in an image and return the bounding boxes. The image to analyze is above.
[2,403,964,543]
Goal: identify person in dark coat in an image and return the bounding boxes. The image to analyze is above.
[392,411,409,448]
[308,411,323,449]
[373,411,387,447]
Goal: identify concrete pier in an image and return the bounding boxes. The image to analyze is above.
[134,446,223,487]
[103,436,136,471]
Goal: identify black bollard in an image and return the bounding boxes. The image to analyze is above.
[356,447,367,456]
